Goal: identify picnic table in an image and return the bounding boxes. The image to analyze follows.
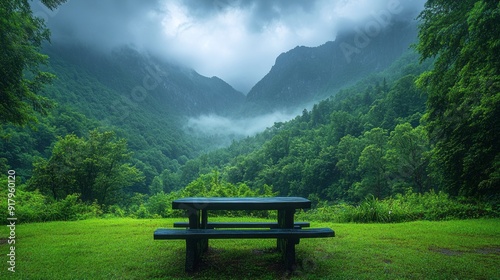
[154,197,335,271]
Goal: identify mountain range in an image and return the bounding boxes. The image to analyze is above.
[42,18,418,122]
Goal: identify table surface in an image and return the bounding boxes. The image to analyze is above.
[172,197,311,211]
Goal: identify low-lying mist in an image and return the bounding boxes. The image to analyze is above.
[186,109,303,141]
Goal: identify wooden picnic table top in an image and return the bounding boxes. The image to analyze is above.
[172,197,311,211]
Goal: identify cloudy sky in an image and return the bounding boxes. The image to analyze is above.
[35,0,425,93]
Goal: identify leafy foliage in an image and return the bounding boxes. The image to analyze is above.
[416,0,500,197]
[28,130,144,205]
[134,171,277,218]
[0,0,66,125]
[0,184,100,224]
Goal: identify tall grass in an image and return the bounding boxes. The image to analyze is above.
[297,191,499,223]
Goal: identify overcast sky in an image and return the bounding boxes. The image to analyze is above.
[35,0,425,93]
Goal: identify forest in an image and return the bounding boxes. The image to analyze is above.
[0,0,498,223]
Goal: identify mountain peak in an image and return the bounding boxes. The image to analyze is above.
[245,20,418,113]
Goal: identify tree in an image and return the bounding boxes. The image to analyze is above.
[30,132,83,199]
[333,135,364,201]
[385,123,430,193]
[264,131,290,164]
[416,0,500,197]
[354,128,389,200]
[384,75,426,127]
[1,0,67,125]
[29,130,144,205]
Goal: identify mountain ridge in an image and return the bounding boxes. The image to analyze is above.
[244,19,418,113]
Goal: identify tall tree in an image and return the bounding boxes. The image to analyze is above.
[29,130,144,205]
[416,0,500,197]
[1,0,66,125]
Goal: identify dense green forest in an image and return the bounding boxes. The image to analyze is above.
[170,52,433,202]
[1,0,498,222]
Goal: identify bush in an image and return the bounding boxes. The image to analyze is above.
[133,204,151,219]
[0,185,102,224]
[107,205,126,218]
[135,173,278,219]
[145,191,174,217]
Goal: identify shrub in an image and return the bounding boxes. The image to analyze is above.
[0,187,102,224]
[145,191,174,217]
[133,204,151,219]
[107,205,126,218]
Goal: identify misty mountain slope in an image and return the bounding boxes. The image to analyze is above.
[245,20,418,112]
[42,44,245,117]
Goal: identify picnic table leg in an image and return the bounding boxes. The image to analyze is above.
[277,209,295,252]
[186,209,206,271]
[278,210,298,270]
[188,209,200,229]
[284,238,298,271]
[277,210,284,252]
[185,238,199,272]
[201,209,209,253]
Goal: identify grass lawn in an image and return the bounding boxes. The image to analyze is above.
[1,218,499,279]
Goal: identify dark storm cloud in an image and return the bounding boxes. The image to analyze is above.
[36,0,166,52]
[179,0,319,32]
[34,0,426,93]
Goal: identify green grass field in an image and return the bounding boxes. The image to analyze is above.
[1,218,499,279]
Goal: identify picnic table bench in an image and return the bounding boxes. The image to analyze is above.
[173,221,311,229]
[153,197,335,272]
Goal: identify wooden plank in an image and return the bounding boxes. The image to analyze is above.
[153,228,335,240]
[172,197,311,211]
[173,222,310,229]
